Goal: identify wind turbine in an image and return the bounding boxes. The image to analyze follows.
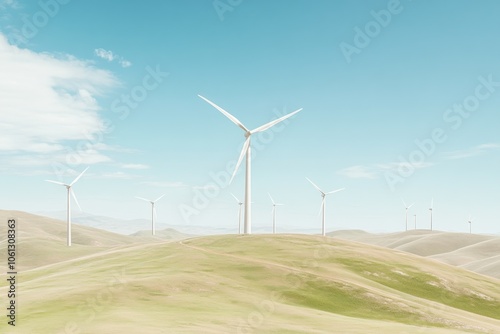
[467,215,474,234]
[45,167,89,246]
[268,193,284,234]
[198,95,302,234]
[402,199,414,231]
[414,214,417,230]
[136,194,165,236]
[231,193,243,234]
[306,177,345,236]
[429,198,433,230]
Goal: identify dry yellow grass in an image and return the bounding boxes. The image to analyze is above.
[0,212,499,333]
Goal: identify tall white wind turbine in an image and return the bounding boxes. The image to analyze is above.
[199,95,302,234]
[468,215,474,234]
[231,193,243,234]
[429,198,433,231]
[306,177,345,236]
[414,214,417,230]
[45,167,89,246]
[402,199,414,231]
[268,193,284,234]
[136,194,165,236]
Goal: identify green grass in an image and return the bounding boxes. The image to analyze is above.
[335,257,500,320]
[1,234,500,333]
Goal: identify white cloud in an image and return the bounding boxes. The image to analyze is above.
[0,0,19,9]
[121,163,150,170]
[443,143,500,160]
[119,59,132,68]
[338,161,434,179]
[94,48,132,68]
[94,48,115,61]
[99,171,139,179]
[376,161,434,171]
[337,165,377,179]
[140,181,189,188]
[0,33,118,170]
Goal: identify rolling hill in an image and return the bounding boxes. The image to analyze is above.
[331,230,500,280]
[0,213,499,333]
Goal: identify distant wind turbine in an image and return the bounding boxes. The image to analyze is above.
[136,194,165,236]
[402,199,414,231]
[429,198,433,230]
[268,193,284,234]
[468,215,474,234]
[198,94,302,235]
[306,177,345,236]
[231,193,243,234]
[45,167,89,246]
[414,214,417,230]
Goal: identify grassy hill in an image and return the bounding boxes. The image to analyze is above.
[0,229,499,333]
[331,230,500,280]
[0,210,158,272]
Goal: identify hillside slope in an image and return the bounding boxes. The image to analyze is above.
[332,230,500,280]
[0,234,499,333]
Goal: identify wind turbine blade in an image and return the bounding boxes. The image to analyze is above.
[230,193,240,203]
[154,194,166,202]
[306,177,324,194]
[45,180,67,186]
[136,196,152,202]
[268,193,275,205]
[408,203,415,209]
[230,137,251,183]
[70,167,89,186]
[250,108,303,134]
[71,189,82,212]
[198,95,249,133]
[153,206,158,221]
[401,198,407,208]
[327,188,345,195]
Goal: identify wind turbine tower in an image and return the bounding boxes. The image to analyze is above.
[136,194,165,236]
[429,198,434,231]
[231,193,243,234]
[268,193,284,234]
[402,199,414,231]
[45,167,89,246]
[306,177,345,236]
[468,216,474,234]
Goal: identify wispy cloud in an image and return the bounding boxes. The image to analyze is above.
[0,33,120,171]
[99,171,140,180]
[121,163,150,170]
[0,0,19,10]
[94,48,132,68]
[443,143,500,160]
[337,165,377,179]
[338,161,434,179]
[140,181,189,188]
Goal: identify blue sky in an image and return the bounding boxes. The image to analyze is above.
[1,0,500,234]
